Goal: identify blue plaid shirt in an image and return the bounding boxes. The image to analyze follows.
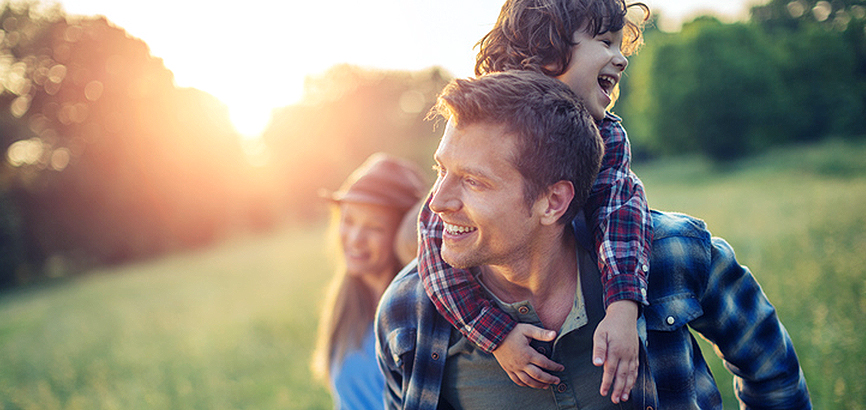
[375,211,811,410]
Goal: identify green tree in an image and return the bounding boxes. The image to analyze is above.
[619,4,866,161]
[262,64,448,221]
[752,0,866,141]
[626,18,786,160]
[0,4,254,284]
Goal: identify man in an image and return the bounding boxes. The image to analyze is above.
[375,71,811,409]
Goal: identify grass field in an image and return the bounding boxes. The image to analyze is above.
[2,139,865,409]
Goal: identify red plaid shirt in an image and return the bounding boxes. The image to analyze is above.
[418,113,652,353]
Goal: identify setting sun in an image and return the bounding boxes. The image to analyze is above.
[43,0,752,140]
[42,0,494,140]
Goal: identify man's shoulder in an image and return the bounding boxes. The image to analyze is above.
[384,259,423,295]
[379,260,428,320]
[650,210,711,243]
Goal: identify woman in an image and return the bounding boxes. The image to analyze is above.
[312,153,427,409]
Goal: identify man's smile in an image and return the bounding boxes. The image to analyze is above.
[443,221,477,236]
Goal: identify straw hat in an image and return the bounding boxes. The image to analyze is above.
[322,153,428,212]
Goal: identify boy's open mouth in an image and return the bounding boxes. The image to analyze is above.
[598,75,616,96]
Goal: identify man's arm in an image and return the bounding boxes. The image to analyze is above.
[376,294,406,410]
[376,264,419,410]
[690,237,811,410]
[378,339,405,410]
[375,261,454,410]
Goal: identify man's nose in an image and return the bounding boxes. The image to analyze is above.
[429,176,460,214]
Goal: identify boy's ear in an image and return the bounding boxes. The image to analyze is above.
[539,181,575,225]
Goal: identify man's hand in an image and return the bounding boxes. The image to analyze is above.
[592,300,639,403]
[492,323,564,389]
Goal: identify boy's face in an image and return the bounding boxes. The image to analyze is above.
[554,27,628,122]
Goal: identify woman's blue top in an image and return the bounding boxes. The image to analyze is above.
[330,325,385,410]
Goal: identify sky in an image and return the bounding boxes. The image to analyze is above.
[33,0,764,138]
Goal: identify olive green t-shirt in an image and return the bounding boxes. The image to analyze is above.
[439,246,628,410]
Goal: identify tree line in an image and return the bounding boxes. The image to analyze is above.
[0,3,449,287]
[619,0,866,160]
[1,0,864,286]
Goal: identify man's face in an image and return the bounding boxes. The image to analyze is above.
[429,121,543,270]
[554,27,628,121]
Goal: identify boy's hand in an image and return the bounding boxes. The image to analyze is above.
[592,300,639,404]
[492,323,564,389]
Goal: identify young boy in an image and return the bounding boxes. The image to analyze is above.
[418,0,651,403]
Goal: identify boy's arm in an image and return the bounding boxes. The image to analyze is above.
[584,116,652,403]
[593,300,639,403]
[417,196,515,352]
[586,116,652,308]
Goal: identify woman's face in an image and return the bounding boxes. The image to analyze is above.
[339,202,403,279]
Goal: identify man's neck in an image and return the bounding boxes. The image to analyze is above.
[479,228,577,331]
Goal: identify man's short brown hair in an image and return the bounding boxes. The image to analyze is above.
[431,71,604,223]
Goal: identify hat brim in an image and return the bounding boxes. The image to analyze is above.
[319,188,414,210]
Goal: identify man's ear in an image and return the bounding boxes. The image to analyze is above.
[539,181,575,226]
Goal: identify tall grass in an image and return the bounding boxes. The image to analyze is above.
[635,139,866,409]
[1,139,864,409]
[0,227,335,409]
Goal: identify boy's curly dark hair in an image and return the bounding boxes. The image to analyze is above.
[475,0,649,77]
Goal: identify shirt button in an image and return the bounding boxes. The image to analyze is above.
[518,306,530,315]
[641,288,647,298]
[641,264,649,273]
[666,316,675,325]
[556,383,568,393]
[431,352,439,360]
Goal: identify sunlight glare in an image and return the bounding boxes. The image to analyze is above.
[230,102,272,140]
[46,0,759,142]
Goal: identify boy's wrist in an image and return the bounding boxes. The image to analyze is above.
[607,299,639,319]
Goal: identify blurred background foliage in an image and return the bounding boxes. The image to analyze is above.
[0,0,864,288]
[620,0,866,160]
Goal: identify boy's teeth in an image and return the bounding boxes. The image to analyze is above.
[598,75,614,90]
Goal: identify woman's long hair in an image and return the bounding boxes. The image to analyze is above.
[311,206,397,384]
[310,153,428,386]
